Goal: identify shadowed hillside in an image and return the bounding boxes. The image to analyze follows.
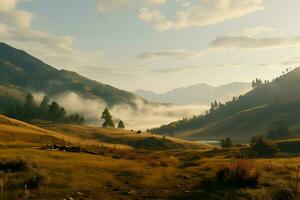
[0,42,145,109]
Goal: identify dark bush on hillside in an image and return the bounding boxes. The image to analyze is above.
[216,160,259,187]
[267,122,292,140]
[251,137,279,157]
[221,137,233,148]
[0,158,31,172]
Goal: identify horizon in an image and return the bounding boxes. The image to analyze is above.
[0,0,300,93]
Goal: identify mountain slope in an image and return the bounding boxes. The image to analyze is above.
[150,68,300,141]
[134,82,251,105]
[0,42,144,108]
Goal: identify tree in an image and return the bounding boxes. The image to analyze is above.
[48,101,61,122]
[251,137,278,157]
[101,108,115,128]
[267,122,291,140]
[221,137,233,148]
[250,136,263,146]
[117,120,125,129]
[39,96,50,117]
[23,94,37,119]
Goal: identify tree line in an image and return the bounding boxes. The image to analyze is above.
[6,94,85,124]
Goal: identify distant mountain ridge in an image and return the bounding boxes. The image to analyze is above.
[150,67,300,141]
[134,82,251,105]
[0,42,145,110]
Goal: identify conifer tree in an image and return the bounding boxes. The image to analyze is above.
[101,108,115,128]
[117,120,125,129]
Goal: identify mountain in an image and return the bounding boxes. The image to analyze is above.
[134,82,251,105]
[0,42,145,111]
[150,68,300,141]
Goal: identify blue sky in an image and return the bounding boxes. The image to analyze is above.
[1,0,300,92]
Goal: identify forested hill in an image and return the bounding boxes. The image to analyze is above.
[150,67,300,141]
[0,42,145,108]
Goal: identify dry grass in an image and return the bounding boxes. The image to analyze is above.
[2,115,300,199]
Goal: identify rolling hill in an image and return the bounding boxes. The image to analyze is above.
[134,82,251,105]
[0,42,145,109]
[150,68,300,141]
[0,114,203,150]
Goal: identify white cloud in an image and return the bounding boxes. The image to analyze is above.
[53,92,207,130]
[137,33,300,61]
[138,49,203,60]
[139,0,265,31]
[97,0,166,14]
[148,0,166,6]
[230,26,275,37]
[138,8,173,31]
[210,36,300,50]
[97,0,134,14]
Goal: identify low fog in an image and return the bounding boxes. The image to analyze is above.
[35,92,208,130]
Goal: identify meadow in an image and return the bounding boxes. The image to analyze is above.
[1,115,300,199]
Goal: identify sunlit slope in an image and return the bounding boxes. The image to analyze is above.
[37,123,205,150]
[0,115,130,148]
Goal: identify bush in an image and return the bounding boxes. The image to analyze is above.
[216,160,259,187]
[252,138,278,157]
[0,158,31,172]
[221,137,233,148]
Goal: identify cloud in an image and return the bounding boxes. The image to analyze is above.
[210,36,300,50]
[52,92,208,130]
[139,0,265,31]
[137,33,300,61]
[148,0,166,5]
[281,57,300,66]
[0,0,17,13]
[97,0,134,14]
[97,0,166,14]
[229,26,275,37]
[137,49,203,60]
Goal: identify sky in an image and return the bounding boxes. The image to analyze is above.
[0,0,300,93]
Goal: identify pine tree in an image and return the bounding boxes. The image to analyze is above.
[117,120,125,129]
[39,96,50,118]
[23,94,36,119]
[101,108,115,128]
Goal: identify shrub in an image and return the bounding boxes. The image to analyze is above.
[221,137,233,148]
[252,138,279,157]
[0,158,31,172]
[216,160,259,187]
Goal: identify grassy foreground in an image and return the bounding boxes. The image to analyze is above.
[1,115,300,199]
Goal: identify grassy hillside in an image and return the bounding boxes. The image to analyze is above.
[151,68,300,141]
[36,123,202,150]
[0,114,129,149]
[0,114,203,151]
[0,42,144,109]
[2,116,300,199]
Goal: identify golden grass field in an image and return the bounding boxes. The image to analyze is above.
[1,115,300,199]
